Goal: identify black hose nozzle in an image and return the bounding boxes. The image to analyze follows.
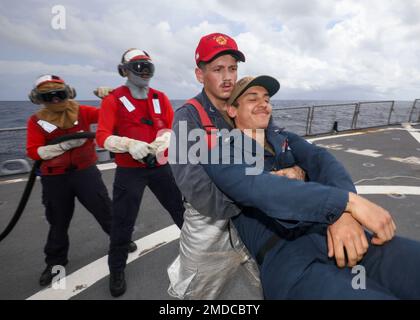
[142,154,156,168]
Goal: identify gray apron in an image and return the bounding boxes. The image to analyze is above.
[167,202,263,299]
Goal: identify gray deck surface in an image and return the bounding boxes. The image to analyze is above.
[0,124,419,300]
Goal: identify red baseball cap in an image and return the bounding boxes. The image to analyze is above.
[195,33,245,66]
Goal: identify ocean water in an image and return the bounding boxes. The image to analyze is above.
[0,99,417,165]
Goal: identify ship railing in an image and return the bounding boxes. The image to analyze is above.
[272,99,419,136]
[1,98,419,176]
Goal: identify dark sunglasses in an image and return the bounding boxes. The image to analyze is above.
[125,60,155,76]
[38,90,69,103]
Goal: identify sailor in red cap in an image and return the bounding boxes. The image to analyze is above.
[96,48,185,297]
[26,74,136,287]
[167,33,266,299]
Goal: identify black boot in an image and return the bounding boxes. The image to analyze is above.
[128,241,137,253]
[109,271,126,297]
[39,264,65,287]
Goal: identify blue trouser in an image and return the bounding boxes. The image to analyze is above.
[108,164,184,273]
[259,232,420,299]
[41,165,112,266]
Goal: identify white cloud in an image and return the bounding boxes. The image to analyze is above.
[0,60,118,100]
[0,0,419,100]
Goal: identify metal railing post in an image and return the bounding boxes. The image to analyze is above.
[417,99,420,122]
[307,106,315,135]
[305,107,311,136]
[351,103,360,129]
[408,99,419,123]
[387,100,395,125]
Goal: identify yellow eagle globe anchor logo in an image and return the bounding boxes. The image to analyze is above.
[214,35,228,45]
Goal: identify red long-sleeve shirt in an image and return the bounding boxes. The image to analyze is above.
[26,105,98,160]
[96,86,174,167]
[96,88,174,148]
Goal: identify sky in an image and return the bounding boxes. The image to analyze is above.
[0,0,420,101]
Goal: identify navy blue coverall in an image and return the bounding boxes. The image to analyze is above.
[202,127,420,299]
[41,165,112,266]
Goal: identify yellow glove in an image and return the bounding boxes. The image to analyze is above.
[93,87,113,99]
[104,135,151,162]
[128,140,151,161]
[37,138,87,160]
[149,131,171,155]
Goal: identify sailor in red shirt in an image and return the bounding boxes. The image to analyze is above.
[96,49,184,297]
[26,75,137,287]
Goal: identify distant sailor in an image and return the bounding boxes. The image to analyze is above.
[96,49,185,297]
[26,75,137,287]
